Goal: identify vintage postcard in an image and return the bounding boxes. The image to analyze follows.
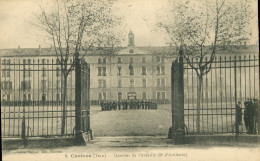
[1,0,259,161]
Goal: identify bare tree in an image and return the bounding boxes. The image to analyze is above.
[157,0,253,133]
[36,0,123,135]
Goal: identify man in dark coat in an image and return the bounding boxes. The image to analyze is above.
[141,100,144,109]
[236,101,242,126]
[244,99,255,134]
[118,100,121,110]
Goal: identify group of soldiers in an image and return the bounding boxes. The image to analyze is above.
[236,98,259,134]
[100,100,158,111]
[243,98,259,134]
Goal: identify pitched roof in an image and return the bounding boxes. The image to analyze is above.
[0,45,258,58]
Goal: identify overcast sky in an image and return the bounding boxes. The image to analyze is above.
[0,0,258,49]
[0,0,170,49]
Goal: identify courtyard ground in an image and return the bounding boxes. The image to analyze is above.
[1,103,247,137]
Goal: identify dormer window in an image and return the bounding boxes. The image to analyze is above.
[118,57,122,63]
[98,58,102,64]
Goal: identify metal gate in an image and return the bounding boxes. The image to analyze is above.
[75,58,91,144]
[183,54,259,134]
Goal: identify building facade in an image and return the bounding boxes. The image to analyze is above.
[0,31,175,103]
[85,31,173,102]
[0,31,258,104]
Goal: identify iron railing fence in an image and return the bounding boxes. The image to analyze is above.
[1,58,76,138]
[183,54,259,134]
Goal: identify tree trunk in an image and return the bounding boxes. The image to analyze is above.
[61,75,68,135]
[196,75,203,133]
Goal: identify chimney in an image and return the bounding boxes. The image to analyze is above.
[39,45,41,52]
[18,45,21,53]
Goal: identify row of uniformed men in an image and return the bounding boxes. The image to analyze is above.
[100,100,157,111]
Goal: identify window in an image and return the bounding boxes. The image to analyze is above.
[162,92,166,100]
[21,81,31,90]
[23,94,27,100]
[157,66,160,74]
[118,58,122,63]
[103,58,106,64]
[6,69,10,77]
[2,69,10,77]
[103,93,106,100]
[56,93,61,101]
[41,80,47,89]
[42,94,47,101]
[117,67,122,75]
[118,80,122,88]
[142,79,146,88]
[7,81,12,89]
[42,67,46,76]
[98,80,106,88]
[157,66,165,75]
[157,57,160,62]
[98,67,102,76]
[7,94,10,101]
[98,67,106,76]
[1,81,12,90]
[26,69,31,77]
[142,66,146,75]
[129,68,134,75]
[2,69,6,77]
[157,79,165,88]
[56,80,60,89]
[161,66,165,75]
[98,58,102,64]
[2,94,11,101]
[42,59,46,64]
[142,92,146,99]
[157,79,161,87]
[98,93,102,100]
[103,80,106,88]
[142,57,146,63]
[130,57,134,63]
[98,80,102,88]
[103,67,106,76]
[161,79,165,88]
[118,93,122,100]
[130,79,134,88]
[157,92,161,100]
[28,94,31,101]
[28,59,31,64]
[56,67,60,77]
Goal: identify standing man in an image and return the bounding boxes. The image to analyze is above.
[145,100,148,109]
[101,101,104,111]
[141,100,144,109]
[236,101,242,132]
[118,100,121,110]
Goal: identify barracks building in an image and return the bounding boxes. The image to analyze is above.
[0,31,258,104]
[0,31,175,104]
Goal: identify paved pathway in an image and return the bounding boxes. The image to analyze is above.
[3,136,260,161]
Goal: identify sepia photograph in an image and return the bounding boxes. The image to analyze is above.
[0,0,259,161]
